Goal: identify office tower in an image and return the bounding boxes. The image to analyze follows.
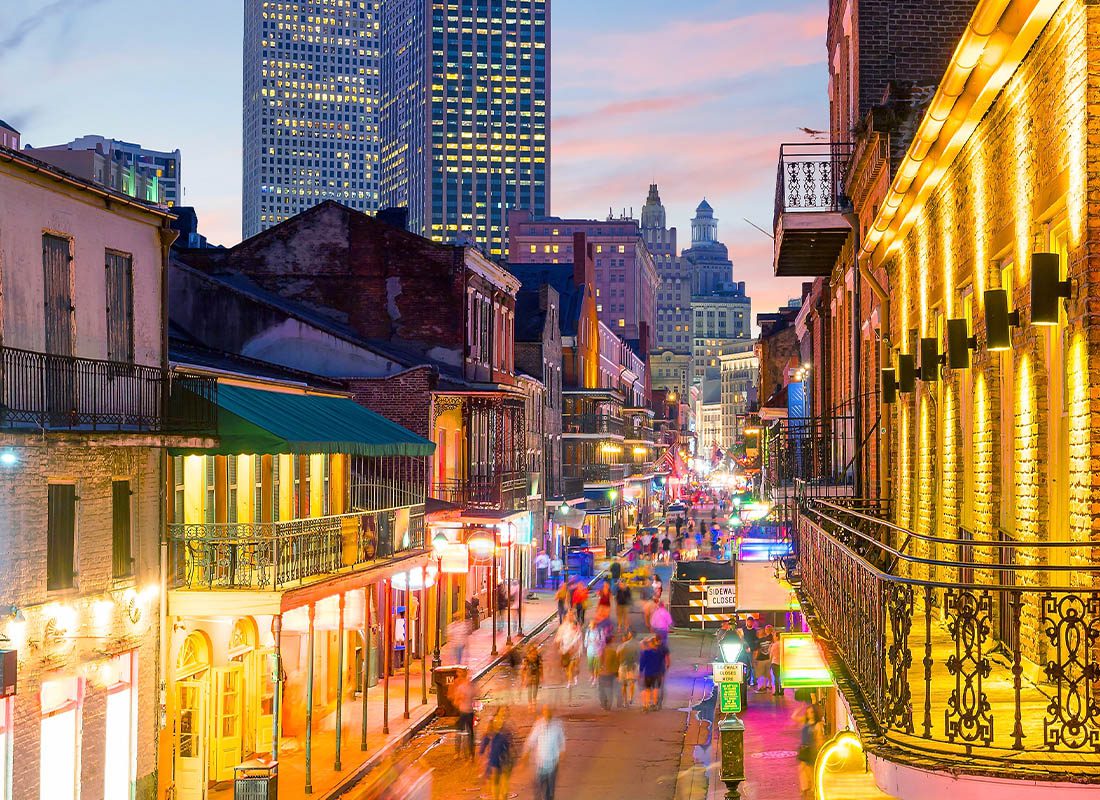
[381,0,550,257]
[24,135,180,206]
[242,0,381,239]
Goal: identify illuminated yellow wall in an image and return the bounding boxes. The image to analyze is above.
[879,0,1093,636]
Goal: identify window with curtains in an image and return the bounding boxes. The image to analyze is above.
[104,250,134,364]
[111,480,132,579]
[272,456,282,522]
[47,483,77,591]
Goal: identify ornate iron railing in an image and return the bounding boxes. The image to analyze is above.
[564,463,625,484]
[430,471,527,512]
[562,413,624,436]
[773,141,853,230]
[168,504,426,590]
[762,415,857,495]
[0,345,217,433]
[797,497,1100,773]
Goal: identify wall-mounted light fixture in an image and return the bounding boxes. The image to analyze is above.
[919,338,944,382]
[897,354,916,393]
[0,451,16,467]
[880,368,897,404]
[1030,252,1071,326]
[946,318,977,369]
[983,288,1019,351]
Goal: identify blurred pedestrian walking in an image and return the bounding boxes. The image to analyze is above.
[617,629,639,707]
[449,672,478,760]
[523,645,543,709]
[480,710,515,800]
[597,633,620,710]
[555,614,581,689]
[584,620,605,684]
[525,706,565,800]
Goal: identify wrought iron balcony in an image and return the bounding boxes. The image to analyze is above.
[796,497,1100,777]
[564,463,625,484]
[168,505,426,591]
[0,345,217,433]
[430,471,527,512]
[773,142,853,277]
[562,413,624,436]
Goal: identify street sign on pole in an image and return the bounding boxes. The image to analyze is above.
[705,584,737,608]
[712,662,746,684]
[719,681,742,713]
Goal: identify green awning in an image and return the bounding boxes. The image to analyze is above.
[172,383,435,457]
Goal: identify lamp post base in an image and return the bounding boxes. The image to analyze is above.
[722,780,743,799]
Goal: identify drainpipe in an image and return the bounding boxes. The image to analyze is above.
[157,223,176,786]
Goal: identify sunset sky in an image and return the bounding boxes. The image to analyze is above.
[1,0,826,317]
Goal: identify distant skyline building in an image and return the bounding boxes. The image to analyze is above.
[681,199,734,296]
[242,0,380,239]
[23,135,179,206]
[380,0,549,258]
[691,282,752,380]
[508,210,657,348]
[642,184,692,355]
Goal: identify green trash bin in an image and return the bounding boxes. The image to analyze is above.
[233,758,278,800]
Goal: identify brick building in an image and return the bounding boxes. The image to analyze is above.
[0,146,214,800]
[507,209,659,347]
[786,0,1100,792]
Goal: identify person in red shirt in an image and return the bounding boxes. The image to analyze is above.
[571,580,589,624]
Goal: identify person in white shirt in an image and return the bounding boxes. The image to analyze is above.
[525,705,565,800]
[535,551,551,587]
[550,555,564,588]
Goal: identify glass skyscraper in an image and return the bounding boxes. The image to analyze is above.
[242,0,380,239]
[380,0,549,257]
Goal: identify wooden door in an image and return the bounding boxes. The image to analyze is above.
[248,648,276,755]
[174,680,208,800]
[210,665,244,782]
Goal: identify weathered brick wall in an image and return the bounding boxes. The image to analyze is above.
[346,366,438,440]
[0,439,162,799]
[882,1,1094,660]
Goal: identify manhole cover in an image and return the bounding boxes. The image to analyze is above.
[751,750,798,759]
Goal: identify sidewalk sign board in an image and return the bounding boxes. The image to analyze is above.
[718,681,742,713]
[712,662,745,684]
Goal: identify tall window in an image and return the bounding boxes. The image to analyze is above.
[111,480,132,579]
[47,483,77,591]
[105,251,134,363]
[103,652,137,799]
[0,697,10,800]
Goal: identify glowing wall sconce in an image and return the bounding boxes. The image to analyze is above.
[896,354,916,393]
[983,288,1020,351]
[945,318,977,369]
[919,337,943,382]
[1031,252,1071,326]
[880,368,897,404]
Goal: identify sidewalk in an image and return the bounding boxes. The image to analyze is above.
[210,590,561,800]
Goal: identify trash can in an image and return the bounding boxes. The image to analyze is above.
[432,665,469,716]
[233,758,277,800]
[605,537,620,557]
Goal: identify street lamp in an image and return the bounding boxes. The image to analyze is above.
[431,532,448,672]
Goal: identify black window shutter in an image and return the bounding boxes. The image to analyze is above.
[47,484,76,591]
[112,480,132,578]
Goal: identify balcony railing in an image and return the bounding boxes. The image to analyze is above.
[168,505,426,590]
[562,413,624,436]
[564,463,625,484]
[773,142,853,228]
[431,471,527,512]
[0,345,217,433]
[547,475,585,501]
[796,498,1100,776]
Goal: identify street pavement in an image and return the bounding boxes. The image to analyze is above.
[346,598,813,800]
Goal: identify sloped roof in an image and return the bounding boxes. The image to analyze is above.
[507,263,584,338]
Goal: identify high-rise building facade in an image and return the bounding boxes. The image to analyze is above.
[380,0,549,257]
[681,199,733,295]
[242,0,380,239]
[642,184,692,354]
[508,210,657,346]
